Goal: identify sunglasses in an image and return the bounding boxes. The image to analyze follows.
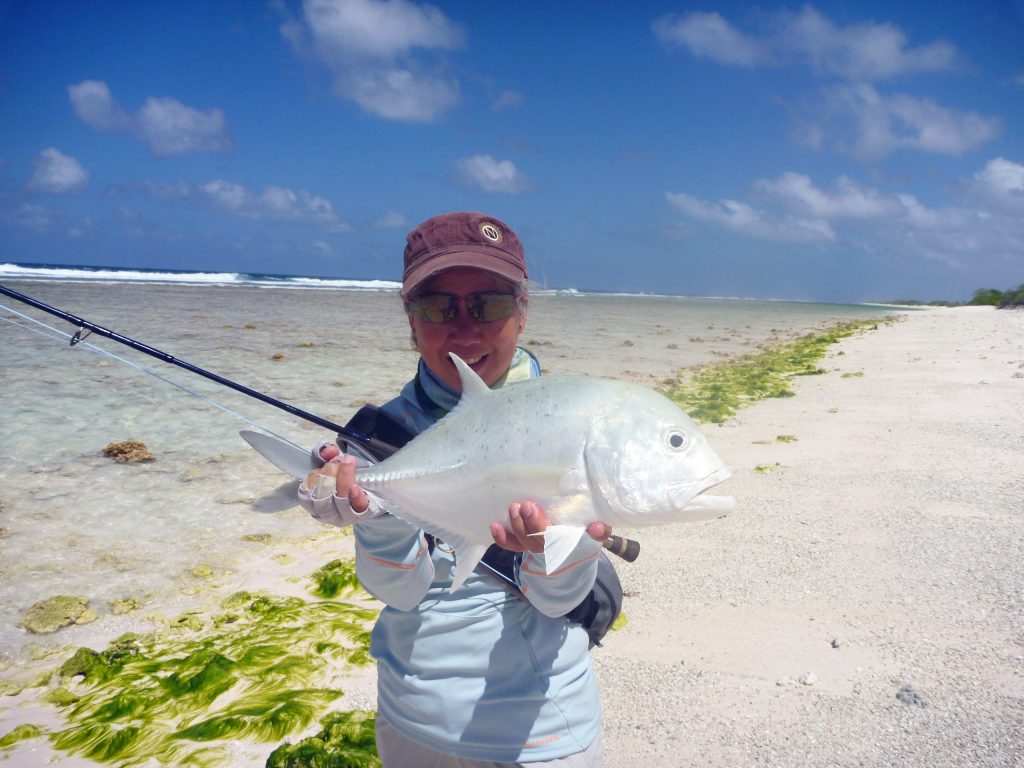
[407,291,520,324]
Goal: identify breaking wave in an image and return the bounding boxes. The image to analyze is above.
[0,262,401,291]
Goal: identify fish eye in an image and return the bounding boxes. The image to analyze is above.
[667,431,687,450]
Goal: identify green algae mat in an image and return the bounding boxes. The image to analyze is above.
[3,558,381,767]
[661,317,895,424]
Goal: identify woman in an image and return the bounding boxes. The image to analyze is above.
[300,211,609,767]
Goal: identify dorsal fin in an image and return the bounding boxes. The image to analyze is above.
[450,353,492,401]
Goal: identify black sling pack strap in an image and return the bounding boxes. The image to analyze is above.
[341,403,624,648]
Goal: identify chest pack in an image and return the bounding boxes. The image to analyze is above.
[341,403,624,648]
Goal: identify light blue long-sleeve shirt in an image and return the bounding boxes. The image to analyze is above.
[353,350,603,762]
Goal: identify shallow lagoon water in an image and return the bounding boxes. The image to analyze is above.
[0,280,892,662]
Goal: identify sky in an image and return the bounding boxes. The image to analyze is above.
[0,1,1022,302]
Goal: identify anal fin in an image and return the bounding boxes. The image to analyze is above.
[450,543,489,592]
[537,524,590,574]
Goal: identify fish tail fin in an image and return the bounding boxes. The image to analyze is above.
[450,543,489,592]
[537,524,590,574]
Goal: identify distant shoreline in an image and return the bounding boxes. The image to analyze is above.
[2,262,896,307]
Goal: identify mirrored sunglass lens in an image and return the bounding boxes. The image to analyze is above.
[414,294,455,322]
[412,292,517,323]
[469,293,517,321]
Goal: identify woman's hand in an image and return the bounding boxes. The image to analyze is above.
[489,500,611,553]
[302,446,371,515]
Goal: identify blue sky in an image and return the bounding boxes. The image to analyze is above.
[1,1,1022,302]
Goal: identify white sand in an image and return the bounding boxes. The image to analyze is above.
[595,306,1024,767]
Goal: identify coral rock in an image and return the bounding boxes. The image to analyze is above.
[102,440,155,463]
[20,595,91,634]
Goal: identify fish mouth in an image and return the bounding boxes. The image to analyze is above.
[669,466,735,521]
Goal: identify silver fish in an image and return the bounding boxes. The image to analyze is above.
[356,354,734,591]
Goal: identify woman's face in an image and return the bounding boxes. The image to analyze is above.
[407,267,527,391]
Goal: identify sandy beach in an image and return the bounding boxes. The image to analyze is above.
[2,293,1022,766]
[597,305,1024,767]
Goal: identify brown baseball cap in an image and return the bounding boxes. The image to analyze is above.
[402,211,527,297]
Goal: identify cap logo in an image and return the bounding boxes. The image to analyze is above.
[479,222,503,243]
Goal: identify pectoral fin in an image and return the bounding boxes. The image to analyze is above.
[544,493,594,525]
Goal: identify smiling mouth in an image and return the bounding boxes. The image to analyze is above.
[456,353,487,368]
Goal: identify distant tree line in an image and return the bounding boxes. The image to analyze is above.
[969,285,1024,308]
[887,283,1024,308]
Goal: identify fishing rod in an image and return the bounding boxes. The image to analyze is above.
[0,283,642,563]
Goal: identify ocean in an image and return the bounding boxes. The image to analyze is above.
[0,263,896,662]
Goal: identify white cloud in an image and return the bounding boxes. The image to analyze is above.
[68,80,232,156]
[895,193,945,229]
[755,172,897,218]
[884,92,1000,154]
[283,0,462,122]
[973,157,1024,207]
[776,6,956,80]
[133,178,347,230]
[136,98,232,155]
[374,210,408,228]
[492,89,524,112]
[887,192,1021,266]
[456,154,528,194]
[668,161,1024,270]
[200,180,344,226]
[665,191,834,242]
[809,83,999,160]
[346,67,458,122]
[202,180,249,212]
[28,148,89,194]
[298,0,462,59]
[653,12,761,66]
[653,6,957,80]
[258,186,300,213]
[655,8,983,164]
[67,80,130,130]
[311,239,334,255]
